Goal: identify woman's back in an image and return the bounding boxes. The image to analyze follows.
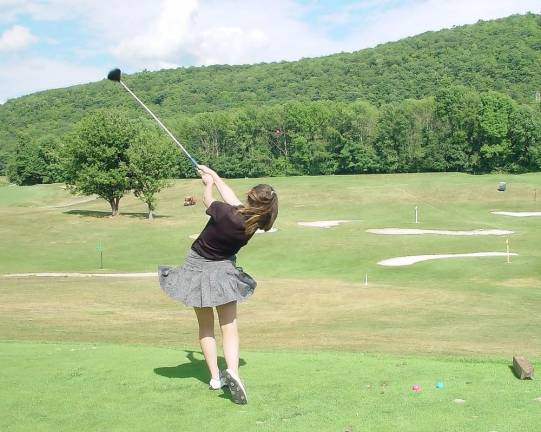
[191,201,252,260]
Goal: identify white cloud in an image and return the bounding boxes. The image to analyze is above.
[0,25,37,51]
[0,57,103,103]
[0,0,161,38]
[111,0,198,69]
[185,0,336,65]
[0,0,27,23]
[110,0,338,69]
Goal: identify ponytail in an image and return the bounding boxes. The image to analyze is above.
[238,184,278,236]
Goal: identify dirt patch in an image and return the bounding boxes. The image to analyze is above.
[497,278,541,289]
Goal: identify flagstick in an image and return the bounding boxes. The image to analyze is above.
[364,273,368,286]
[506,239,510,264]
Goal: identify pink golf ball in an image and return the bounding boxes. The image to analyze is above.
[412,384,421,392]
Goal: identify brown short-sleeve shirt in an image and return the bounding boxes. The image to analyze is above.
[191,201,252,260]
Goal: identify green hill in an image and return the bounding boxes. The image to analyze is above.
[0,13,540,175]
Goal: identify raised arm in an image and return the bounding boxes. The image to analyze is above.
[197,170,216,209]
[197,165,242,206]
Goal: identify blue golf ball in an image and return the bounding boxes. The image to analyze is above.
[436,382,444,389]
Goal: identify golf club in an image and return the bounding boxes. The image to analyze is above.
[107,68,198,167]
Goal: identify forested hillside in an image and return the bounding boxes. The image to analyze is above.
[1,13,540,179]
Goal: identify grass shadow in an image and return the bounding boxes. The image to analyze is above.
[154,350,247,385]
[64,209,170,219]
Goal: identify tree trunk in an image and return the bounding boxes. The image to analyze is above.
[147,202,154,220]
[109,198,120,216]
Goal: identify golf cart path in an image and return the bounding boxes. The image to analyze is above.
[2,272,157,278]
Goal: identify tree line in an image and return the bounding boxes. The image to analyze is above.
[7,85,541,193]
[173,86,541,176]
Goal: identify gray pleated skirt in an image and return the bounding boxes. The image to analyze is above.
[158,249,257,307]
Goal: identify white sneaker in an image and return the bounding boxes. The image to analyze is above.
[208,371,226,390]
[225,369,247,404]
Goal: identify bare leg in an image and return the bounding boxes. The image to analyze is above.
[193,307,219,380]
[216,301,239,376]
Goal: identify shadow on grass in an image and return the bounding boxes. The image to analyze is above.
[64,209,170,219]
[154,350,247,385]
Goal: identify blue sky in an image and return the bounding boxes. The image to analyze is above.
[0,0,539,103]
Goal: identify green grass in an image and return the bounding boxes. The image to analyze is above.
[1,172,541,431]
[2,342,540,432]
[1,173,540,284]
[1,276,540,357]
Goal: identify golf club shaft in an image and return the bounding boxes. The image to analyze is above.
[119,80,198,167]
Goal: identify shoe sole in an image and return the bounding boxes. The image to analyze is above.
[225,370,247,404]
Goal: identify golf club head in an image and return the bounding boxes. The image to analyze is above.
[107,68,122,82]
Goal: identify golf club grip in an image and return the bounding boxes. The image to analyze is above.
[119,81,198,167]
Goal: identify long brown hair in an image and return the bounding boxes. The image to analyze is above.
[238,184,278,236]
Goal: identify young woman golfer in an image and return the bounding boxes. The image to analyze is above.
[159,165,278,404]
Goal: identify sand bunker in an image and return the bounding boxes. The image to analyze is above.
[378,252,518,267]
[491,211,541,217]
[367,228,513,236]
[298,220,353,228]
[256,228,278,234]
[189,227,278,239]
